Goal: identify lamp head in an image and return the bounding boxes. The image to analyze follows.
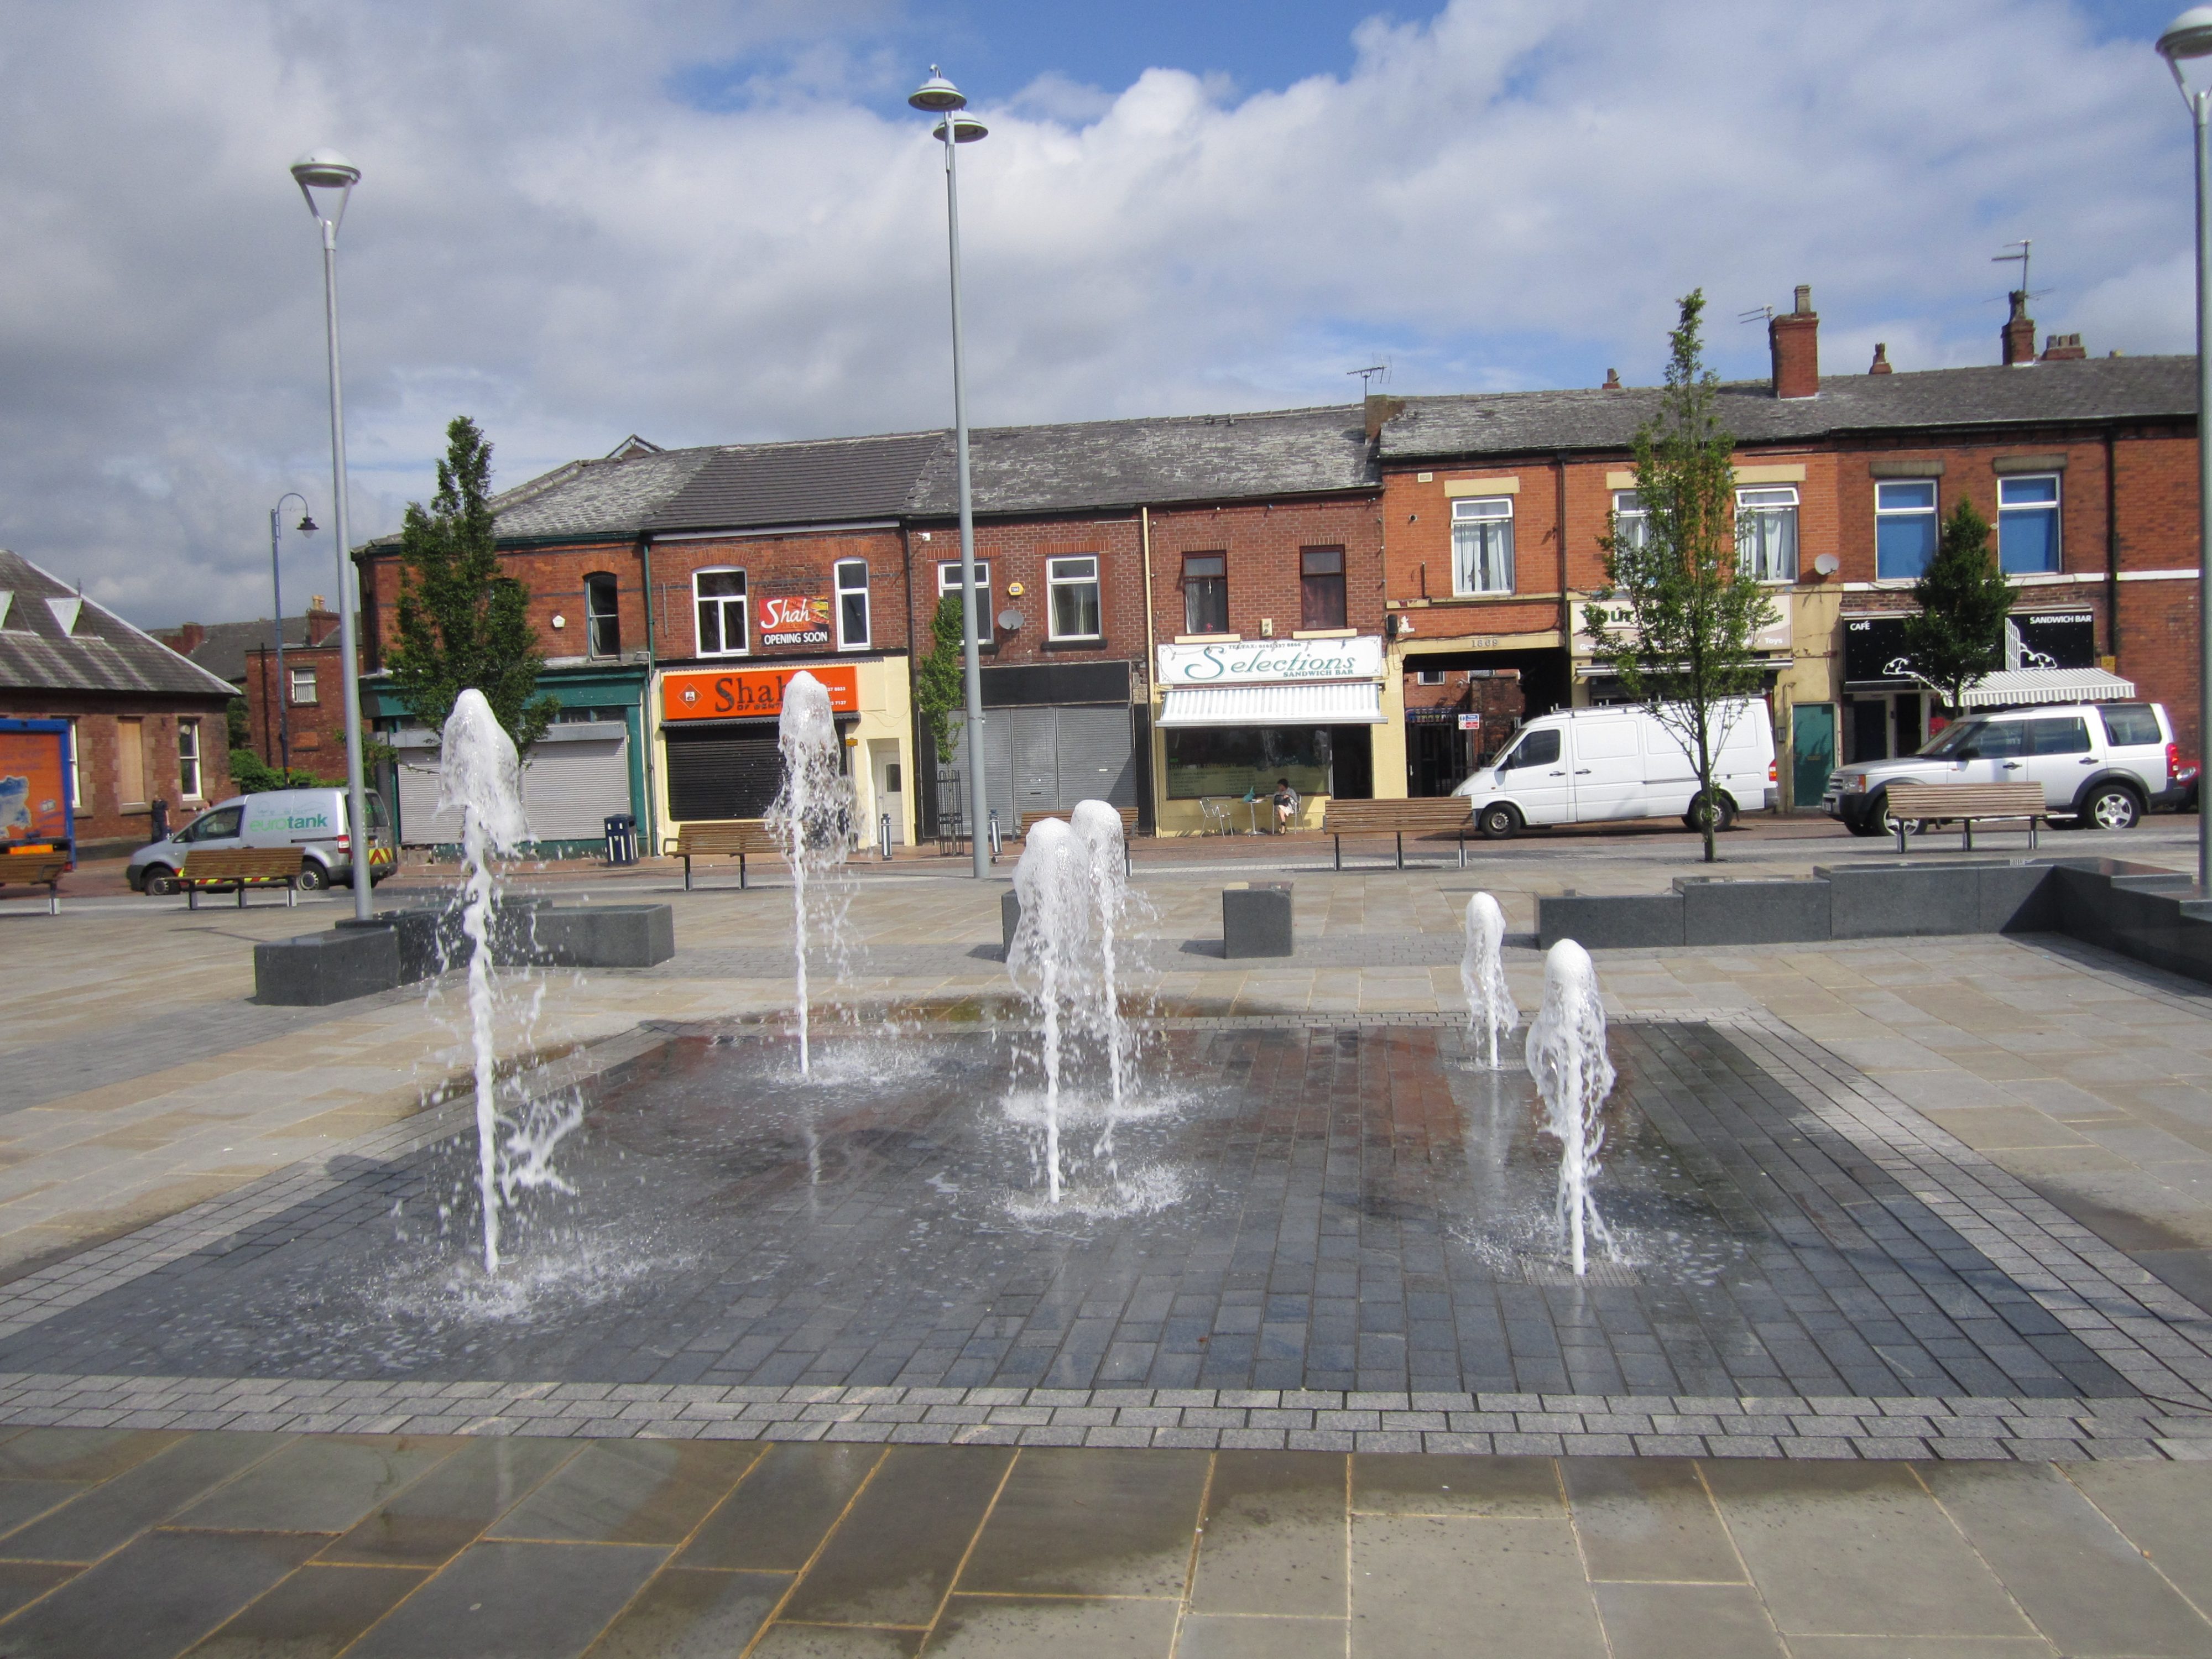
[932,116,988,143]
[909,67,967,112]
[297,512,317,535]
[2159,7,2212,98]
[289,148,359,229]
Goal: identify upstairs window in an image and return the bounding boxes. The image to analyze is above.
[835,560,871,650]
[1182,552,1228,634]
[289,666,317,705]
[1047,555,1103,640]
[177,718,202,801]
[1875,480,1939,580]
[1415,669,1446,686]
[1998,475,2060,575]
[1610,490,1649,554]
[1736,486,1799,582]
[584,573,620,658]
[694,568,748,656]
[936,559,992,619]
[1300,547,1347,630]
[1451,498,1515,594]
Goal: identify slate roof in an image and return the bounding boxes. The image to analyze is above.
[1379,356,2197,461]
[0,551,239,700]
[168,615,323,685]
[486,443,720,541]
[906,405,1375,517]
[648,432,945,532]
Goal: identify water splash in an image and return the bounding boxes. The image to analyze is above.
[1525,939,1616,1276]
[437,690,531,1275]
[1008,817,1081,1202]
[1071,801,1135,1167]
[769,672,852,1075]
[1460,892,1517,1071]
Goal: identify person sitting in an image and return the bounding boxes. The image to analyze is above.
[1272,778,1298,832]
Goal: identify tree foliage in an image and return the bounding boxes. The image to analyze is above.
[385,416,559,754]
[1901,501,2013,716]
[1588,290,1779,864]
[914,593,969,763]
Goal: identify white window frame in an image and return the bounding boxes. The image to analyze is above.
[1046,555,1103,641]
[177,717,202,802]
[936,560,992,626]
[289,665,319,706]
[1735,484,1799,583]
[1415,669,1445,686]
[65,717,80,810]
[834,559,871,651]
[693,567,749,658]
[1610,489,1650,554]
[1451,497,1515,595]
[1997,474,2062,575]
[583,572,620,658]
[1875,480,1939,582]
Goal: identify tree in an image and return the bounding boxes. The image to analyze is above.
[1901,501,2013,717]
[1588,290,1779,864]
[913,593,968,769]
[384,416,559,755]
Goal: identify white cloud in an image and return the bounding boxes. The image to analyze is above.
[0,0,2192,626]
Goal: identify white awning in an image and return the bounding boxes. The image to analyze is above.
[1157,681,1385,727]
[1959,667,2136,708]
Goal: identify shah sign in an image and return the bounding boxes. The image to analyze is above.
[759,595,832,646]
[1156,635,1382,687]
[661,665,860,722]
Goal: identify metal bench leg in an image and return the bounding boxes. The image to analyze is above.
[1963,821,1973,853]
[47,886,58,916]
[1457,834,1466,871]
[1334,834,1342,872]
[1395,831,1404,870]
[238,884,248,910]
[1895,817,1907,855]
[739,853,747,892]
[286,881,296,909]
[2030,818,2039,851]
[684,855,693,892]
[187,888,199,911]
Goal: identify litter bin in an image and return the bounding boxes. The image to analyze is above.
[603,813,639,866]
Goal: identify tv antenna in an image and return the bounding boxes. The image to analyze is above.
[1992,238,2041,300]
[1348,363,1389,395]
[1737,304,1774,326]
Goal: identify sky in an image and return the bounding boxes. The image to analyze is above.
[0,0,2202,629]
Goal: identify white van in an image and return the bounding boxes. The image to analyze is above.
[1452,700,1776,839]
[126,787,396,894]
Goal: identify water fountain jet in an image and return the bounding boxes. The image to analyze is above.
[1460,892,1516,1070]
[1525,938,1616,1276]
[769,673,851,1074]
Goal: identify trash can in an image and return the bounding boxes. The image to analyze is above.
[603,813,639,867]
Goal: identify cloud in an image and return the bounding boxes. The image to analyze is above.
[0,0,2191,627]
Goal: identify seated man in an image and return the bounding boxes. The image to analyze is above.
[1272,778,1299,832]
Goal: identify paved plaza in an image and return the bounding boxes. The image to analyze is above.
[3,817,2212,1652]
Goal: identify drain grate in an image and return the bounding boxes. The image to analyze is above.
[1521,1259,1642,1287]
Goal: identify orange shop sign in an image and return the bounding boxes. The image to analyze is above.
[661,665,860,722]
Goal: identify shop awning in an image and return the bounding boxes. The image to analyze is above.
[1958,667,2137,708]
[1157,681,1385,727]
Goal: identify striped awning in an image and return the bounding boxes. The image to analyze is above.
[1958,668,2137,708]
[1157,680,1385,727]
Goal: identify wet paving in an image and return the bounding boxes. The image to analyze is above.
[0,1022,2142,1400]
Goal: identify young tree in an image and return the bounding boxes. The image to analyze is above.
[1589,290,1779,864]
[385,417,559,755]
[1900,502,2013,716]
[912,593,968,781]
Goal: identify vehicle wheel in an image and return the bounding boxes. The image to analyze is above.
[1476,802,1523,841]
[2080,782,2143,831]
[1843,815,1885,838]
[295,862,328,892]
[142,865,179,896]
[1687,791,1738,833]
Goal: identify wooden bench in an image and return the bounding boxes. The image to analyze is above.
[180,848,305,909]
[1319,798,1477,870]
[671,821,780,890]
[1882,781,2050,853]
[0,852,69,915]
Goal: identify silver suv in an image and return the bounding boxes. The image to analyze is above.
[1823,701,2179,836]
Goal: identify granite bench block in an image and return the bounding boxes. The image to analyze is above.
[1977,863,2060,933]
[1537,893,1683,951]
[1675,878,1832,946]
[1003,890,1021,956]
[1817,863,1980,939]
[1223,883,1294,958]
[495,904,676,969]
[254,923,401,1005]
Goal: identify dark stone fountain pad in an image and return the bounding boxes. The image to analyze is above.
[0,1020,2157,1402]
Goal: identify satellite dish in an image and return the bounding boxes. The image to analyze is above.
[998,608,1024,631]
[1813,554,1840,576]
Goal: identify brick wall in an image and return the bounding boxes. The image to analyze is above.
[0,696,233,850]
[646,529,910,666]
[1146,497,1386,658]
[899,515,1146,686]
[241,640,351,774]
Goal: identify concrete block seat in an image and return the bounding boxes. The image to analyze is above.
[1222,882,1293,958]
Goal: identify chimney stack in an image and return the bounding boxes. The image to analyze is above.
[2039,332,2085,362]
[2001,291,2036,366]
[1362,393,1405,441]
[1868,342,1892,374]
[1768,284,1819,399]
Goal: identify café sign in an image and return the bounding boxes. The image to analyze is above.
[661,664,859,721]
[1156,635,1383,687]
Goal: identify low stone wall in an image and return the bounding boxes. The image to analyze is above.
[1537,857,2212,986]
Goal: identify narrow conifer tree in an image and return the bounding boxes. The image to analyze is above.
[1901,502,2014,716]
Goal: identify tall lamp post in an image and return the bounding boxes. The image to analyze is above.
[2160,8,2212,894]
[267,493,316,779]
[909,69,993,879]
[289,149,375,922]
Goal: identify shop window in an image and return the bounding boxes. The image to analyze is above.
[1182,552,1228,634]
[585,572,620,658]
[694,567,748,656]
[1300,547,1347,630]
[1047,555,1102,640]
[1875,481,1938,581]
[178,718,202,801]
[1164,724,1340,800]
[1736,486,1799,582]
[835,559,870,650]
[1610,491,1649,553]
[1998,475,2060,575]
[289,666,317,705]
[1451,499,1515,594]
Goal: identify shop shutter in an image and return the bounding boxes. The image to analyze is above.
[519,734,630,839]
[1011,708,1060,815]
[394,756,442,845]
[665,724,783,820]
[1052,706,1135,808]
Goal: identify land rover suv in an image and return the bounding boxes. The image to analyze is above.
[1823,701,2179,836]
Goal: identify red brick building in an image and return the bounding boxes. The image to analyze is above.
[0,550,236,853]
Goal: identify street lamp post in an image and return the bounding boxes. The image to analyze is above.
[289,149,375,922]
[267,493,316,778]
[909,69,993,879]
[2160,8,2212,893]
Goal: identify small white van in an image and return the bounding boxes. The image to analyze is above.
[1452,700,1777,839]
[127,787,396,894]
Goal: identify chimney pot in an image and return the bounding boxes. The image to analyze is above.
[1793,284,1812,316]
[1868,342,1892,374]
[1601,368,1622,390]
[2039,331,2086,362]
[1768,285,1820,399]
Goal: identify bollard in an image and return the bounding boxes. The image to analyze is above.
[879,812,892,861]
[988,811,1003,859]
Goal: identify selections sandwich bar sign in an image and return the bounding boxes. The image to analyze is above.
[1156,635,1383,686]
[661,664,860,721]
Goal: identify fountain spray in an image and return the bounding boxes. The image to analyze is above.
[438,690,529,1275]
[1070,801,1133,1132]
[1008,817,1085,1202]
[1525,939,1616,1276]
[770,673,849,1075]
[1460,893,1517,1070]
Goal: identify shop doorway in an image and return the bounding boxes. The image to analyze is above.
[1791,703,1836,809]
[1408,722,1471,797]
[869,740,905,846]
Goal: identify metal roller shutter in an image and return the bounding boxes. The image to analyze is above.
[947,705,1136,815]
[393,728,631,844]
[1011,707,1059,815]
[1052,706,1136,808]
[665,723,782,821]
